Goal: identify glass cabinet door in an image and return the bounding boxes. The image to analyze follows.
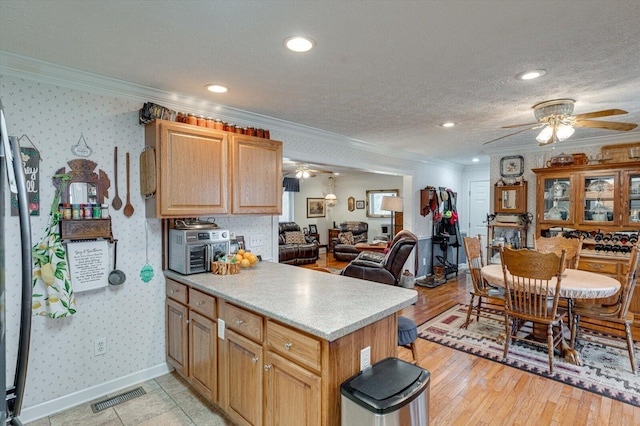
[625,172,640,227]
[541,177,571,223]
[581,173,617,225]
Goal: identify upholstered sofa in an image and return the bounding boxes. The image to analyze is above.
[331,221,369,261]
[278,222,319,265]
[341,230,418,286]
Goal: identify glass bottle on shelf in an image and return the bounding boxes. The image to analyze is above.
[543,178,570,221]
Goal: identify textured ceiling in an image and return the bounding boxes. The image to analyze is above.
[1,0,639,165]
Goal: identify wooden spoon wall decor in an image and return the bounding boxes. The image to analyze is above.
[111,147,123,210]
[123,152,135,217]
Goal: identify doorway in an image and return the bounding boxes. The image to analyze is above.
[468,180,490,257]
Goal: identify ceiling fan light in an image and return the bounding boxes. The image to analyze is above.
[302,171,310,179]
[536,125,553,144]
[295,170,303,179]
[556,124,575,141]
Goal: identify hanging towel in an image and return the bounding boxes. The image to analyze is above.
[32,174,76,318]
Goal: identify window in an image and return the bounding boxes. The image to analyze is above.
[366,189,399,218]
[279,190,294,222]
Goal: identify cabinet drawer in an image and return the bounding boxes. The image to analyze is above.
[224,303,263,342]
[166,279,188,304]
[189,289,216,319]
[267,320,321,372]
[579,260,618,276]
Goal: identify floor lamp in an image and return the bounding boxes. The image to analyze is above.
[381,196,403,240]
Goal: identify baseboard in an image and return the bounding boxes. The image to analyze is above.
[18,363,172,424]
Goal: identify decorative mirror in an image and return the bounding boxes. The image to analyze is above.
[347,196,355,212]
[53,159,110,205]
[366,189,399,218]
[494,182,527,214]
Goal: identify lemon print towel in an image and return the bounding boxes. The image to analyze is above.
[32,174,76,318]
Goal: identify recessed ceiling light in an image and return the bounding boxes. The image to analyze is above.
[515,69,546,81]
[206,84,228,93]
[285,36,315,53]
[472,158,480,162]
[441,122,456,128]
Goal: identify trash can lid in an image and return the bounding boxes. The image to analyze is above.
[341,357,430,414]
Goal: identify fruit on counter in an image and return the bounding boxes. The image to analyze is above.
[236,250,259,268]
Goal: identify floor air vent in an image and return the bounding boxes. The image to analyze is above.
[90,386,146,413]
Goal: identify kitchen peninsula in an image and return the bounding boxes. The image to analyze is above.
[165,262,417,425]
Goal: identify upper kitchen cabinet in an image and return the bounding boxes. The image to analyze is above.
[230,134,282,215]
[144,120,282,217]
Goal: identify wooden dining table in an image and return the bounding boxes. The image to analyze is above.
[480,263,621,365]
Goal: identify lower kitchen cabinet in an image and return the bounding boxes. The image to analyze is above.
[223,329,263,426]
[264,351,321,426]
[165,279,219,402]
[189,311,217,401]
[167,276,398,425]
[166,298,188,377]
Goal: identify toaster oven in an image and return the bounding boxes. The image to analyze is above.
[169,229,230,275]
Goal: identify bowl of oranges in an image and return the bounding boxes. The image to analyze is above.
[234,249,259,269]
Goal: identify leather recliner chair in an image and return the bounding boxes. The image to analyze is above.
[341,230,418,286]
[331,221,368,262]
[278,222,319,265]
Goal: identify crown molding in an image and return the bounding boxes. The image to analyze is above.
[0,51,453,168]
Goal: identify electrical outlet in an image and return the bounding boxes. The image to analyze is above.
[94,337,107,356]
[360,346,371,371]
[218,319,225,340]
[250,237,264,247]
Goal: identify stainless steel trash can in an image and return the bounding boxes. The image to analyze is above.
[341,357,429,426]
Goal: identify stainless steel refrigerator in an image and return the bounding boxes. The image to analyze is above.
[1,99,33,425]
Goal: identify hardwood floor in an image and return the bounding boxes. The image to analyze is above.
[306,252,640,425]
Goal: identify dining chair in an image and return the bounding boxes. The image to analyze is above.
[569,245,640,375]
[500,247,567,374]
[462,234,506,329]
[534,235,583,269]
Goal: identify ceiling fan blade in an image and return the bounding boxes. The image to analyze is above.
[573,109,628,120]
[501,121,540,129]
[483,126,540,145]
[575,119,638,131]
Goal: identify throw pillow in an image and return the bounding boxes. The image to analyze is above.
[338,231,355,245]
[284,231,306,245]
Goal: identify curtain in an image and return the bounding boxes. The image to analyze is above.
[282,177,300,192]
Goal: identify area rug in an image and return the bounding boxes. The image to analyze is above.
[418,304,640,407]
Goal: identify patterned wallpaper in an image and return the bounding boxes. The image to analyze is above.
[0,75,276,410]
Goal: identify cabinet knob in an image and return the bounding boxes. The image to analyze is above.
[284,342,293,350]
[235,319,244,326]
[264,364,272,371]
[251,357,259,363]
[196,301,202,306]
[170,289,175,295]
[178,314,182,319]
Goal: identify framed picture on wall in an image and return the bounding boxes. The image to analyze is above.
[356,200,365,209]
[307,198,326,218]
[500,155,524,177]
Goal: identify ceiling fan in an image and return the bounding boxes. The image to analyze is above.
[484,99,638,146]
[284,164,333,179]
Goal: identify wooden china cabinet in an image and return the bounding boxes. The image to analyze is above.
[533,161,640,337]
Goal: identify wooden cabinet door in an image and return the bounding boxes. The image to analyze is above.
[189,311,217,402]
[230,135,282,214]
[166,299,189,377]
[225,330,263,426]
[157,122,228,216]
[265,351,320,426]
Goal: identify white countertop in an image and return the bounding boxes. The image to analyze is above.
[165,261,417,342]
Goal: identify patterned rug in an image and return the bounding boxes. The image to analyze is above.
[418,304,640,407]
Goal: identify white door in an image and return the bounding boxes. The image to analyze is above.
[468,180,490,255]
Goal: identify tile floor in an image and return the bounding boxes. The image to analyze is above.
[25,372,233,426]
